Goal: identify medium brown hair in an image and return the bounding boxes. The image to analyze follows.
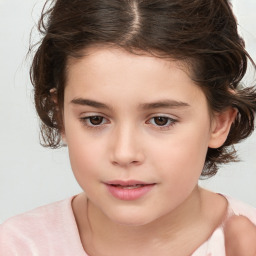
[30,0,256,177]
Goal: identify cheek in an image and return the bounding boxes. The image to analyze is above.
[64,124,104,178]
[67,141,103,194]
[149,124,210,179]
[68,139,102,172]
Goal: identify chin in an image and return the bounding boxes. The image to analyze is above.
[105,207,159,227]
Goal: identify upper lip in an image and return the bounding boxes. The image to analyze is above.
[105,180,154,186]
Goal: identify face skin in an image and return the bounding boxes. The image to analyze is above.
[62,47,234,231]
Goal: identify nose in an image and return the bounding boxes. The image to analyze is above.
[110,125,145,167]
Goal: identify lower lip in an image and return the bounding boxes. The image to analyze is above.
[105,184,155,201]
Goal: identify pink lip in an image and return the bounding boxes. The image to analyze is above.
[105,180,155,201]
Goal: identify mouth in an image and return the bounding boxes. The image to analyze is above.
[108,184,153,189]
[106,180,155,188]
[105,180,156,200]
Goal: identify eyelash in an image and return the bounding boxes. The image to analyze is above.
[79,115,177,130]
[80,116,109,129]
[146,116,177,130]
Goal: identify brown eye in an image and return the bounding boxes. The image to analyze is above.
[147,116,177,129]
[80,115,109,128]
[153,117,169,126]
[89,116,104,125]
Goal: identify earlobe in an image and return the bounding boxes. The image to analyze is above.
[61,132,67,146]
[50,88,58,106]
[208,108,238,148]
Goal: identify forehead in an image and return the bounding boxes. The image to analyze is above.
[64,46,207,109]
[66,45,193,78]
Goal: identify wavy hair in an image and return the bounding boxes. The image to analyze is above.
[30,0,256,177]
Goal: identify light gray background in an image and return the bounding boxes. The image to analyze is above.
[0,0,255,223]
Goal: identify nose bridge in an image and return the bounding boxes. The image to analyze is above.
[110,122,144,166]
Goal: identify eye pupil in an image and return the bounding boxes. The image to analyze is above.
[90,116,103,125]
[154,117,168,126]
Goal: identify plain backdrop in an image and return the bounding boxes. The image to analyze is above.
[0,0,255,223]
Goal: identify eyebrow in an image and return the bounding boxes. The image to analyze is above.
[139,100,190,110]
[70,98,190,110]
[70,98,112,110]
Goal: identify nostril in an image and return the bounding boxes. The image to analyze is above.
[111,158,143,167]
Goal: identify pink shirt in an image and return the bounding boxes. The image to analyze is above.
[1,195,256,256]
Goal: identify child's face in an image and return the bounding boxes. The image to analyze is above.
[63,47,216,225]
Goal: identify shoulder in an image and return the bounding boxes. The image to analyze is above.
[1,197,74,234]
[0,196,84,255]
[192,195,256,256]
[224,195,256,225]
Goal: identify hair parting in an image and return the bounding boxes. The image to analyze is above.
[29,0,256,177]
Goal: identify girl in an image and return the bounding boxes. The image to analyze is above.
[1,0,256,255]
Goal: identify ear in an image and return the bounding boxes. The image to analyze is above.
[50,88,58,104]
[208,108,237,148]
[61,132,67,146]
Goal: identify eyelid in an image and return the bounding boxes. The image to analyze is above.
[79,113,110,129]
[146,113,178,121]
[79,111,109,120]
[146,114,178,130]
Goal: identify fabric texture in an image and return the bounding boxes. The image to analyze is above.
[192,196,256,256]
[0,195,256,256]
